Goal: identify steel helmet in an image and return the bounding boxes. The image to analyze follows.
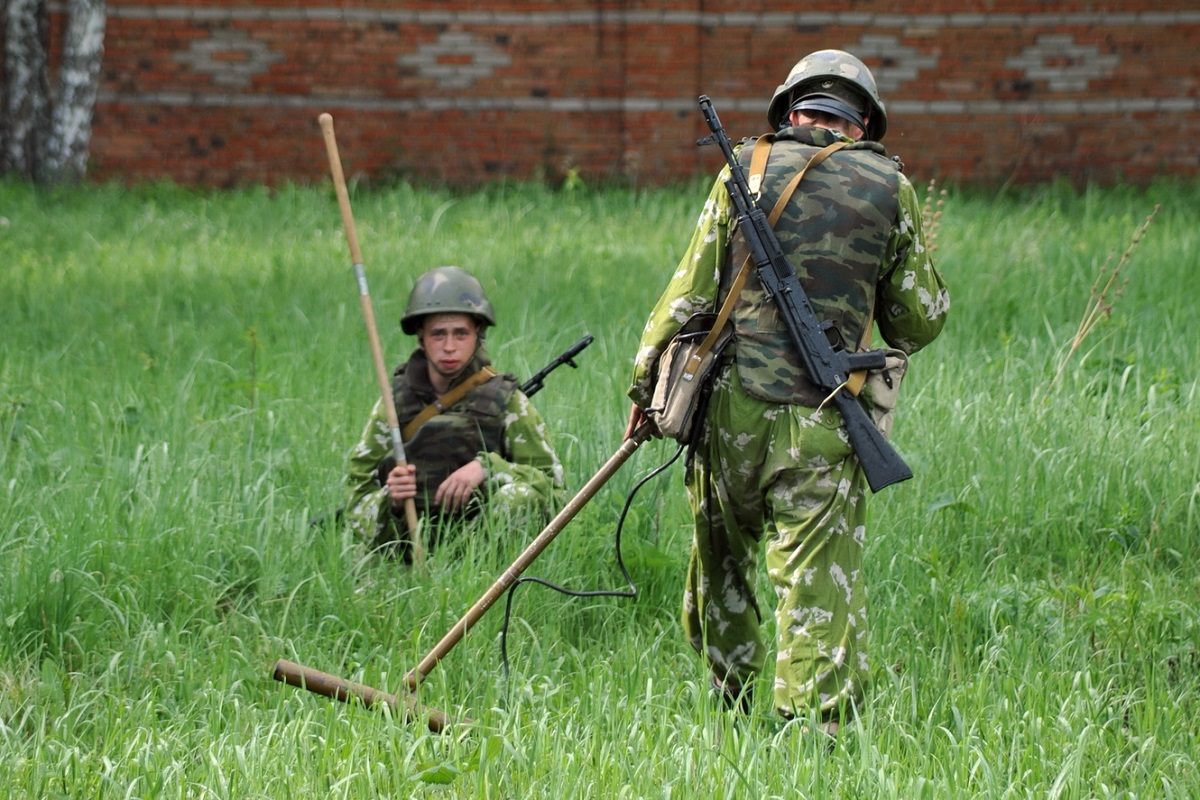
[766,49,888,141]
[400,266,496,334]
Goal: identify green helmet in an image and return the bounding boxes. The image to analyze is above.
[400,266,496,334]
[766,49,888,142]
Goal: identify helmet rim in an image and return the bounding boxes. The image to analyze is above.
[787,93,868,135]
[400,266,496,335]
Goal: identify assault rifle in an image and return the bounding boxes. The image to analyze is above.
[697,95,912,492]
[521,334,593,397]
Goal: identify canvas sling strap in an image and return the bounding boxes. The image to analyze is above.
[401,366,498,442]
[680,137,850,385]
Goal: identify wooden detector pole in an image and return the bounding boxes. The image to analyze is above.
[403,423,655,691]
[274,424,654,729]
[272,659,450,732]
[318,112,424,565]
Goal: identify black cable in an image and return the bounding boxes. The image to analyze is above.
[498,440,686,678]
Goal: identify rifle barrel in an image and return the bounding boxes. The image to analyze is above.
[521,334,593,397]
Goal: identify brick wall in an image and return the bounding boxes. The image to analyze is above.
[67,1,1200,186]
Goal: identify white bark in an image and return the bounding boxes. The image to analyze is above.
[2,0,105,183]
[43,0,106,182]
[3,0,49,178]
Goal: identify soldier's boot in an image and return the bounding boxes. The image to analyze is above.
[710,673,753,714]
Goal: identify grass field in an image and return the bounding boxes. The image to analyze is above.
[1,174,1197,798]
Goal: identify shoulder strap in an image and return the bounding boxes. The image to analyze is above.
[401,366,497,442]
[746,134,773,196]
[681,139,848,380]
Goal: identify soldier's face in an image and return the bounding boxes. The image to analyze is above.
[419,313,479,380]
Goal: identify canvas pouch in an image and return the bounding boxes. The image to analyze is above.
[647,312,733,444]
[859,348,908,439]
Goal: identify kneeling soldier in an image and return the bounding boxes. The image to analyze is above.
[343,266,565,557]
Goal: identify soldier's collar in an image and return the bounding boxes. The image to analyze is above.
[775,124,887,155]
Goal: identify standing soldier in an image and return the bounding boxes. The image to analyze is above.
[626,50,949,732]
[345,266,564,559]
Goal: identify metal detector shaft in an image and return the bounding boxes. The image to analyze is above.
[403,422,656,691]
[272,658,450,732]
[318,112,424,564]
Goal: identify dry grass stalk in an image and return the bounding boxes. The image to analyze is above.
[1049,203,1160,389]
[921,178,947,254]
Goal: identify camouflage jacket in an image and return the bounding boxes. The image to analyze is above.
[629,125,949,408]
[344,348,565,544]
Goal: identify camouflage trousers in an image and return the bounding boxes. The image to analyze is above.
[682,363,870,718]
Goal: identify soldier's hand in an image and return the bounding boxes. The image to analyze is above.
[386,463,418,506]
[436,459,486,512]
[624,403,658,440]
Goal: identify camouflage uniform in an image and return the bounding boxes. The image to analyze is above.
[629,124,948,718]
[344,346,564,552]
[345,264,564,554]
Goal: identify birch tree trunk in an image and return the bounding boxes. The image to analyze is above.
[3,0,50,179]
[43,0,106,184]
[2,0,106,183]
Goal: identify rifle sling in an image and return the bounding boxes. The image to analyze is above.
[401,366,498,442]
[683,139,852,389]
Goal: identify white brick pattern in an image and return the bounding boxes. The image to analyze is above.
[171,28,283,89]
[398,31,511,89]
[1005,34,1121,91]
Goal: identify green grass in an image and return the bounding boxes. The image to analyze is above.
[1,175,1197,798]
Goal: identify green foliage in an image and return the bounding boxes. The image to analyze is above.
[1,176,1197,797]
